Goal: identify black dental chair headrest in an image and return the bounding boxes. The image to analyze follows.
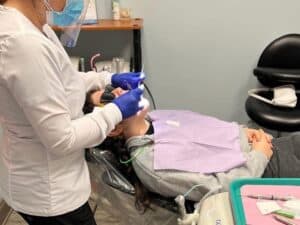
[254,34,300,88]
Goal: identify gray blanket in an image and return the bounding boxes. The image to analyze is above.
[263,133,300,177]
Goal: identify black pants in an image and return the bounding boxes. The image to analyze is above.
[263,134,300,178]
[18,202,97,225]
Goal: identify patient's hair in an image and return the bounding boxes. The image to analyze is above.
[97,136,152,213]
[83,90,152,213]
[0,0,7,4]
[83,89,97,114]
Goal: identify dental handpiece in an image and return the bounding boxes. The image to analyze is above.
[99,85,116,103]
[100,92,115,103]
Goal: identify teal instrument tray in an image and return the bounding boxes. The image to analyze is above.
[229,178,300,225]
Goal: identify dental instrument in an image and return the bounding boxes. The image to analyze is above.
[274,209,295,219]
[100,85,116,103]
[245,194,294,201]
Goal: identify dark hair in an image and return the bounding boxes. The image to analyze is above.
[83,89,97,114]
[0,0,7,4]
[98,136,152,213]
[83,90,152,213]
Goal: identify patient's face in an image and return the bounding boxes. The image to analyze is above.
[111,87,127,97]
[90,87,149,137]
[103,87,150,137]
[111,105,149,138]
[91,87,148,120]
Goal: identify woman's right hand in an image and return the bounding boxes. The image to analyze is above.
[251,129,273,159]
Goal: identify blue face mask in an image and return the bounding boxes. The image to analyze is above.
[44,0,84,26]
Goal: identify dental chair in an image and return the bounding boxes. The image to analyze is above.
[245,34,300,133]
[86,148,180,225]
[87,148,236,225]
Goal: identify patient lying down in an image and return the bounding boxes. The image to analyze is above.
[87,88,300,212]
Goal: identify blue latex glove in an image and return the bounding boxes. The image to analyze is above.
[112,88,144,119]
[111,72,145,90]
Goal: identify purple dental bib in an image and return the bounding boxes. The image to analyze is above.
[149,110,246,174]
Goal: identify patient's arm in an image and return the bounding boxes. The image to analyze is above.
[128,121,273,199]
[130,137,271,201]
[213,149,270,191]
[134,147,270,201]
[252,138,273,159]
[211,129,272,191]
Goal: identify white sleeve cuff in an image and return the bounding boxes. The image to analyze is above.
[79,71,113,92]
[91,103,122,127]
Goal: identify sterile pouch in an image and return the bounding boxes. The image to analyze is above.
[248,85,298,108]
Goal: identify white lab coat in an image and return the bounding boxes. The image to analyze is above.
[0,6,122,216]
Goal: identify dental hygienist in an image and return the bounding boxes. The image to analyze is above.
[0,0,145,224]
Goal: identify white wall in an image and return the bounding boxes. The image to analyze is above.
[88,0,300,123]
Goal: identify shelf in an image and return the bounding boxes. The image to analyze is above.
[52,18,143,31]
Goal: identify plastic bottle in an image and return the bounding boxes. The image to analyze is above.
[112,0,120,20]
